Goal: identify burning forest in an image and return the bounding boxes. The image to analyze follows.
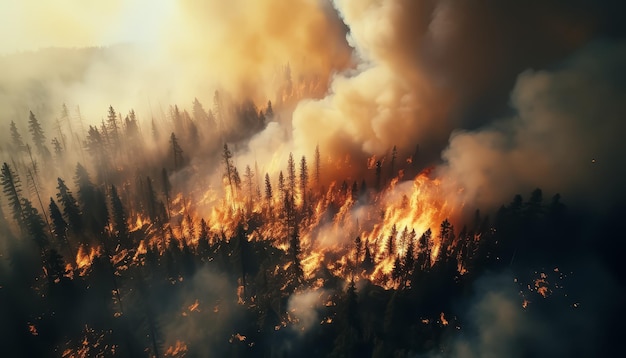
[1,0,625,357]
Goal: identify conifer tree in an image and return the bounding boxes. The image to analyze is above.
[56,177,83,233]
[28,111,51,159]
[299,155,308,207]
[10,121,25,152]
[170,133,184,170]
[110,185,129,247]
[287,153,296,200]
[1,162,25,230]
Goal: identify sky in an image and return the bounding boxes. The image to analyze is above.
[0,0,174,53]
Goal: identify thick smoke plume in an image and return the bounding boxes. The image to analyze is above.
[438,41,626,210]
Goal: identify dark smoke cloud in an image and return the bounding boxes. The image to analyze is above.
[292,0,626,180]
[425,260,624,357]
[438,41,626,210]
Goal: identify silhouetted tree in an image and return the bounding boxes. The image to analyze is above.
[264,173,273,208]
[386,224,397,257]
[22,197,48,250]
[10,121,26,153]
[287,153,296,200]
[170,133,184,170]
[1,162,25,230]
[290,221,304,287]
[314,144,321,187]
[110,185,129,247]
[299,155,308,207]
[28,111,51,159]
[56,177,83,234]
[162,168,171,219]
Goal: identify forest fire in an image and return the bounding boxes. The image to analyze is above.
[2,0,623,356]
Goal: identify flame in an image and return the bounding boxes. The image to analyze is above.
[440,312,449,326]
[75,245,100,276]
[164,340,188,357]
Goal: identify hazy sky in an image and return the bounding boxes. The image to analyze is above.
[0,0,175,54]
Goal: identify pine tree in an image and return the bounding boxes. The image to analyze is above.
[56,177,83,233]
[222,144,235,196]
[418,228,432,270]
[10,121,25,152]
[278,170,285,202]
[170,132,184,170]
[287,153,296,200]
[299,155,308,207]
[110,185,129,247]
[290,222,304,287]
[28,111,50,158]
[75,163,108,234]
[390,145,397,178]
[107,105,120,150]
[22,197,49,249]
[49,198,68,246]
[314,144,321,186]
[162,168,171,219]
[354,236,362,273]
[386,224,397,257]
[244,165,254,213]
[264,173,272,204]
[439,219,453,260]
[362,239,375,274]
[144,176,160,223]
[1,162,25,230]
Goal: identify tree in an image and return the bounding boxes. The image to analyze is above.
[386,224,397,257]
[278,171,285,203]
[49,198,73,259]
[75,163,108,234]
[264,173,272,205]
[290,222,304,287]
[354,236,362,273]
[162,168,171,219]
[22,197,49,249]
[28,111,51,159]
[375,160,382,191]
[170,133,184,170]
[314,144,321,186]
[287,153,296,200]
[438,219,453,261]
[56,177,83,233]
[110,185,129,247]
[222,144,235,197]
[403,230,416,285]
[107,105,120,150]
[299,155,308,207]
[418,228,432,270]
[362,239,375,275]
[1,162,25,230]
[144,176,160,223]
[10,121,25,152]
[244,165,254,213]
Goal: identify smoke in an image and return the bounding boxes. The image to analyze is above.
[426,259,625,357]
[438,41,626,211]
[287,289,328,335]
[0,0,352,127]
[159,266,241,357]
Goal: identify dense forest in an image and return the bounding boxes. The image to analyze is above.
[1,91,623,357]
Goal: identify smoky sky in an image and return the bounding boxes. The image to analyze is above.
[1,0,626,211]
